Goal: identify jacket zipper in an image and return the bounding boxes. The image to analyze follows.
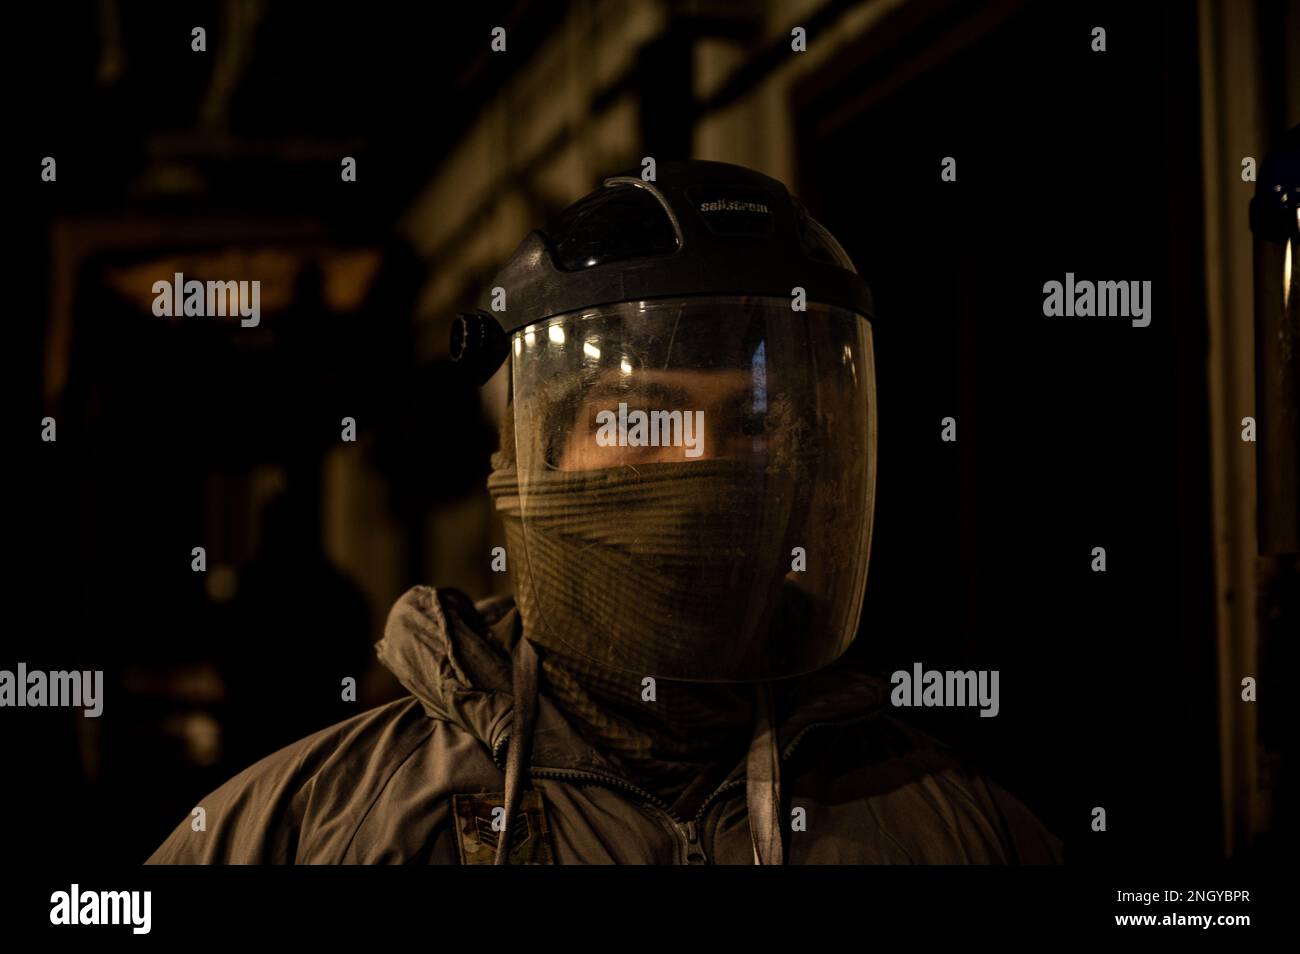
[678,819,707,864]
[491,708,883,862]
[526,764,731,864]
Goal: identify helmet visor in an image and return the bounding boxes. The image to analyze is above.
[493,296,876,681]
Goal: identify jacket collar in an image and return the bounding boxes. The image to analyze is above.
[376,586,888,775]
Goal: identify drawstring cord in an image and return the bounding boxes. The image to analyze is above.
[746,680,785,865]
[495,636,541,865]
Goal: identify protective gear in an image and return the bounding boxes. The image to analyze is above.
[469,162,878,682]
[464,161,881,861]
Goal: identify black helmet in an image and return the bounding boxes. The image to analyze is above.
[472,160,879,683]
[451,159,873,383]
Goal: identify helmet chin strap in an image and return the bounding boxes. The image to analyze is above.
[746,681,785,865]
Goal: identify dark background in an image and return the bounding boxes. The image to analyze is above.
[804,2,1220,865]
[4,0,1293,866]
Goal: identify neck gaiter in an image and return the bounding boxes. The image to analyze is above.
[537,641,754,815]
[487,458,798,680]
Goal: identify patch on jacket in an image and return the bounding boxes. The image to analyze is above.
[452,791,555,865]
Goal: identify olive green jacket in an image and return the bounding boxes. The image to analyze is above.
[147,586,1062,864]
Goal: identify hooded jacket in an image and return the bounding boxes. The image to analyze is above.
[146,586,1063,865]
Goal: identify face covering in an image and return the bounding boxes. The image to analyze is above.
[487,458,807,681]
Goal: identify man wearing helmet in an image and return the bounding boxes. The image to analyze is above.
[148,160,1062,865]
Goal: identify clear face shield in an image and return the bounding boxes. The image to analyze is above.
[487,296,877,682]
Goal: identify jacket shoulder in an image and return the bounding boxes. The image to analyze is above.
[791,713,1063,864]
[145,696,488,864]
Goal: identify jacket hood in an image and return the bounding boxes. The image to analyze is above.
[375,585,890,777]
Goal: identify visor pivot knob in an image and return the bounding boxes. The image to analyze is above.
[450,310,509,386]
